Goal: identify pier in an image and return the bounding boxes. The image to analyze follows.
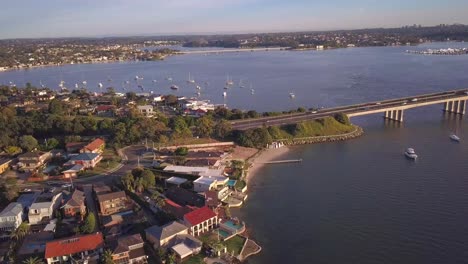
[231,89,468,130]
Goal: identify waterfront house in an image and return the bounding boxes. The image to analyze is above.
[109,234,148,264]
[163,165,224,177]
[80,138,105,154]
[0,202,24,232]
[204,191,222,209]
[66,153,102,169]
[45,233,104,264]
[18,151,51,172]
[145,220,203,260]
[145,221,189,249]
[170,235,203,261]
[0,158,12,174]
[97,191,131,216]
[28,191,63,225]
[183,206,218,236]
[62,189,86,219]
[193,175,229,193]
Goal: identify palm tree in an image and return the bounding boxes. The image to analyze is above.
[22,256,45,264]
[11,222,30,241]
[101,249,115,264]
[166,253,176,264]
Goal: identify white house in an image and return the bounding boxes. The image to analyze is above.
[28,192,63,225]
[0,202,24,232]
[163,166,224,177]
[137,105,154,117]
[193,175,229,193]
[183,206,218,236]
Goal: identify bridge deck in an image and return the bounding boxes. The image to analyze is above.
[231,89,468,130]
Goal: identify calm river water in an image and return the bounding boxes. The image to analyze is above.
[2,42,468,264]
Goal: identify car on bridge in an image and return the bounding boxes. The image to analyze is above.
[411,98,418,102]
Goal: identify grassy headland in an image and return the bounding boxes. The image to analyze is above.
[233,113,358,148]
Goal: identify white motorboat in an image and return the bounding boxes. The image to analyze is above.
[170,85,179,90]
[450,134,460,142]
[289,92,295,99]
[404,148,418,160]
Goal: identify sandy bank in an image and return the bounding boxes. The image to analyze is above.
[245,146,291,182]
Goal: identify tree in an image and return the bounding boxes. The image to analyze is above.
[0,180,19,203]
[44,138,59,150]
[11,222,30,241]
[101,249,115,264]
[64,135,81,144]
[134,177,145,193]
[98,118,113,133]
[170,116,192,138]
[165,94,178,105]
[80,212,96,234]
[214,120,232,139]
[174,147,189,156]
[334,112,351,125]
[155,197,166,208]
[166,253,177,264]
[22,256,44,264]
[4,146,21,156]
[195,116,214,137]
[19,135,38,152]
[121,173,135,192]
[126,92,137,101]
[141,169,155,189]
[48,99,66,115]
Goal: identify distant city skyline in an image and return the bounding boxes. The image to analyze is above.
[1,0,468,39]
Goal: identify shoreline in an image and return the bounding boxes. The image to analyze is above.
[244,125,363,183]
[245,146,292,182]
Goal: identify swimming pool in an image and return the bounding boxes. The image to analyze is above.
[222,220,243,231]
[218,229,230,238]
[227,179,237,187]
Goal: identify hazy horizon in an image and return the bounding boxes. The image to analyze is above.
[1,0,468,39]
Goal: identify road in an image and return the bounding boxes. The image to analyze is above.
[75,145,151,185]
[230,89,468,130]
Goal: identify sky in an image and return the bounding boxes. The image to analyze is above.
[0,0,467,39]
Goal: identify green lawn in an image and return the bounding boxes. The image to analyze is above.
[181,254,205,264]
[224,235,246,256]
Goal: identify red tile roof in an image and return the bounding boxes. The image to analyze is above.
[184,206,217,226]
[45,233,104,259]
[82,138,105,152]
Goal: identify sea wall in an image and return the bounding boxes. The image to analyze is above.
[280,125,364,145]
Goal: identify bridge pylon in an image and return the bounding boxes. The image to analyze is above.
[384,109,404,122]
[444,100,466,115]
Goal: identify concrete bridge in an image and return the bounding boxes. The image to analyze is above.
[231,89,468,130]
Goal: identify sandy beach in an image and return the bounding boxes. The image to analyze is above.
[245,146,291,182]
